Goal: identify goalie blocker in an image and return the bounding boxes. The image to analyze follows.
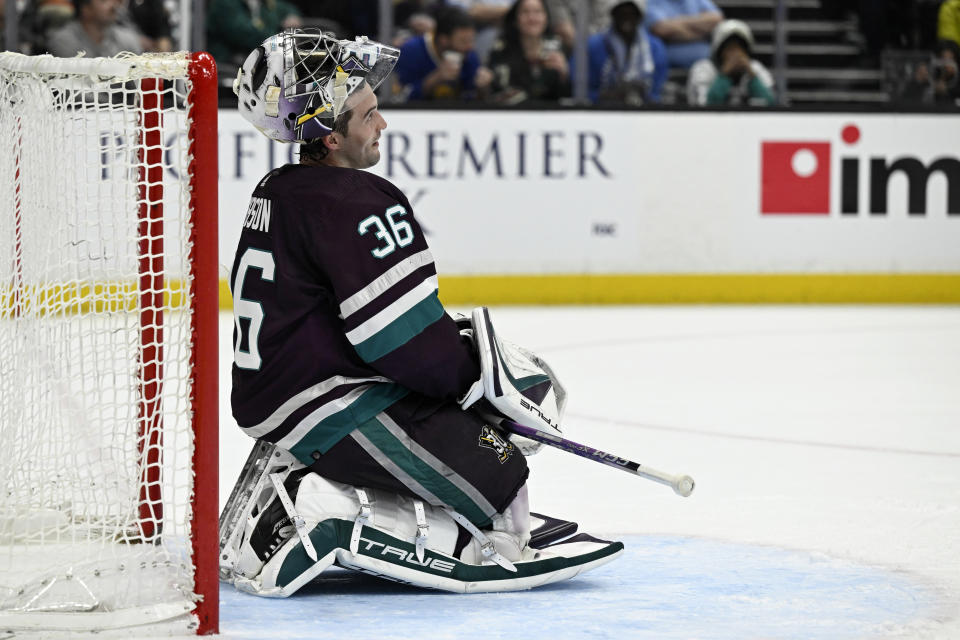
[459,306,567,451]
[219,444,623,595]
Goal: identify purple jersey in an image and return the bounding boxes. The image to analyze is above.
[230,164,479,464]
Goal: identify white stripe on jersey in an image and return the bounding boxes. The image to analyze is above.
[350,429,444,507]
[344,275,439,346]
[242,375,390,438]
[339,249,435,319]
[276,384,375,451]
[375,412,498,517]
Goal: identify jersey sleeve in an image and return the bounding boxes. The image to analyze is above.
[308,179,479,401]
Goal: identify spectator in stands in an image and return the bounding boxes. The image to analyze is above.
[126,0,172,52]
[206,0,301,73]
[645,0,721,69]
[882,1,960,106]
[584,0,667,104]
[522,0,635,50]
[445,0,511,61]
[686,19,774,106]
[394,7,493,100]
[938,0,960,62]
[930,51,959,104]
[933,0,960,105]
[541,0,575,49]
[575,0,644,36]
[900,58,935,104]
[487,0,570,103]
[1,0,73,54]
[32,0,74,52]
[393,1,438,46]
[550,0,636,38]
[46,0,143,57]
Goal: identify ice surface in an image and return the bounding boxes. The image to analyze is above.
[216,306,960,639]
[217,537,938,640]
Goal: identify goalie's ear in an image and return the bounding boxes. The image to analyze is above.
[320,131,341,151]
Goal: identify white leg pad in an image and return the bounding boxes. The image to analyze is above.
[229,473,623,596]
[294,473,464,558]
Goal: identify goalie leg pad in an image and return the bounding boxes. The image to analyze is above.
[233,473,624,596]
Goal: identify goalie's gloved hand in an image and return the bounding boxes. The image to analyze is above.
[453,313,473,333]
[453,313,483,411]
[455,314,475,347]
[459,377,484,410]
[458,307,567,457]
[455,314,482,407]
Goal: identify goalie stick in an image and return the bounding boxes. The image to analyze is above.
[503,420,696,497]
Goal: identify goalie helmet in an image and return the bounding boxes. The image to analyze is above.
[233,29,400,144]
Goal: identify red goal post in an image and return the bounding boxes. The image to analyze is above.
[0,52,218,635]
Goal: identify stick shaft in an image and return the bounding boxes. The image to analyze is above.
[504,420,693,496]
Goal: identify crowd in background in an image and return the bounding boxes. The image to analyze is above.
[0,0,958,107]
[1,0,174,57]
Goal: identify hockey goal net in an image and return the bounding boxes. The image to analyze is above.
[0,52,218,635]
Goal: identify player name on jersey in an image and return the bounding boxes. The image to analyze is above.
[243,196,271,233]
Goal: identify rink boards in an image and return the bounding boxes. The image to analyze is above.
[209,109,960,303]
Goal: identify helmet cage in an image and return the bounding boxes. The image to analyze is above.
[234,29,399,144]
[281,30,399,101]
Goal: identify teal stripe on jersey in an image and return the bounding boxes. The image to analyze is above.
[356,417,494,527]
[286,383,409,463]
[353,292,445,363]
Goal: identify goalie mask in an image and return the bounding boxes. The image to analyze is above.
[233,30,400,144]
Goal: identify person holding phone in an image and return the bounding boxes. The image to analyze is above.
[487,0,571,103]
[394,6,494,100]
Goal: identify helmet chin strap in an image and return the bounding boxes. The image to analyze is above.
[264,86,281,118]
[332,69,349,119]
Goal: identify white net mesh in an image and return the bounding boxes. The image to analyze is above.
[0,52,203,634]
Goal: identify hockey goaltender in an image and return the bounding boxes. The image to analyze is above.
[218,29,623,595]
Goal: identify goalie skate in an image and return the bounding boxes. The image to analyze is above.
[219,441,312,581]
